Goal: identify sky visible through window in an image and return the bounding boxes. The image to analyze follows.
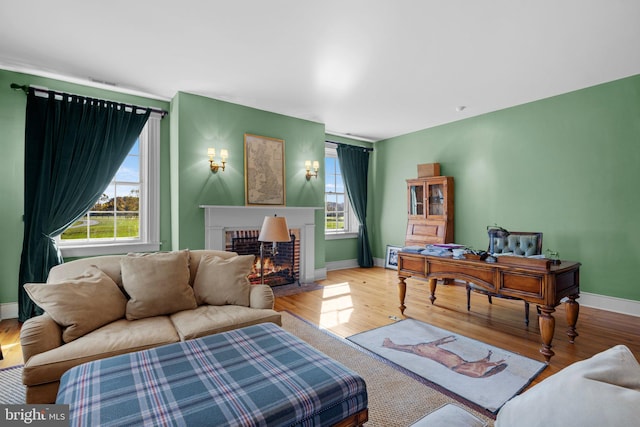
[325,157,344,193]
[109,140,140,200]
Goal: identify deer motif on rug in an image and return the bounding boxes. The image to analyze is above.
[382,336,508,378]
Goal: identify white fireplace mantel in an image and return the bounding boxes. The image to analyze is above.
[200,205,320,283]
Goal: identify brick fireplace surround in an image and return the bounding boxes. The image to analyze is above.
[200,206,319,284]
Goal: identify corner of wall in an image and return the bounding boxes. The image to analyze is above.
[169,94,181,250]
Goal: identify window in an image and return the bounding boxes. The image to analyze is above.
[58,116,161,256]
[325,143,359,238]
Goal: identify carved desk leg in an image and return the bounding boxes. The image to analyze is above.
[565,294,580,343]
[428,278,437,305]
[398,276,407,314]
[538,305,556,363]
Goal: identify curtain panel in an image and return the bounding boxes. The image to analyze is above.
[18,89,150,321]
[336,145,373,267]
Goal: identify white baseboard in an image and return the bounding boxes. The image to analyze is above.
[0,302,18,320]
[325,259,360,271]
[314,267,327,281]
[326,258,387,270]
[579,292,640,317]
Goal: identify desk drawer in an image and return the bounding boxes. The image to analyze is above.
[501,272,543,299]
[556,270,579,293]
[399,255,426,276]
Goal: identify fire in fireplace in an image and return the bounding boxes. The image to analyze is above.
[227,229,300,286]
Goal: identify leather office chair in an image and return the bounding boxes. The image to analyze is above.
[466,232,543,325]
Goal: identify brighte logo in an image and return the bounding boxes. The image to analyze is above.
[4,407,47,423]
[1,405,68,426]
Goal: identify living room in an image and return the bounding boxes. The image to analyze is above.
[1,1,639,425]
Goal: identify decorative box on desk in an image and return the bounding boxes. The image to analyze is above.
[495,255,552,271]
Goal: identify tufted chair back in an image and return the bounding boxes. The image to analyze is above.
[490,232,543,256]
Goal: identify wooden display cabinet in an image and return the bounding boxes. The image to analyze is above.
[405,176,454,246]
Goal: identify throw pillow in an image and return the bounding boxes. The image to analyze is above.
[24,266,127,343]
[495,344,640,427]
[193,254,254,306]
[120,250,197,320]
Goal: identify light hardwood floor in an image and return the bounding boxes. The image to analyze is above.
[274,266,640,386]
[2,266,639,388]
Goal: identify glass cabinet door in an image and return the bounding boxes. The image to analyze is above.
[408,184,424,216]
[427,182,445,216]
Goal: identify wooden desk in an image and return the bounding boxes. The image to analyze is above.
[397,252,581,363]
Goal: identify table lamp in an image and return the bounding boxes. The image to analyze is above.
[258,215,291,285]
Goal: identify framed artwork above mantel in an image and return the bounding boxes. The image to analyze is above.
[244,133,286,206]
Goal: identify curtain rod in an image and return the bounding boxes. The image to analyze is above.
[326,140,374,152]
[10,83,168,117]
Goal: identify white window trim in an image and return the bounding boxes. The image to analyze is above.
[324,143,359,240]
[58,115,161,257]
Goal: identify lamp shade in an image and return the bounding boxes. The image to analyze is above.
[258,215,291,242]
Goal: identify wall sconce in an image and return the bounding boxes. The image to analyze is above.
[305,160,320,180]
[208,148,228,173]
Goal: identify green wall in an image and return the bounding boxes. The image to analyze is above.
[170,92,326,266]
[372,74,640,301]
[2,66,639,305]
[325,238,359,263]
[0,69,171,305]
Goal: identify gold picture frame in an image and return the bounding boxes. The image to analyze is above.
[244,133,286,206]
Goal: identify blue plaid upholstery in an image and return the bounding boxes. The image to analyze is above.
[57,322,367,426]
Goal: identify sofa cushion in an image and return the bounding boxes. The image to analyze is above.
[496,345,640,427]
[169,305,282,341]
[121,250,197,320]
[25,266,127,343]
[188,250,238,286]
[47,255,124,289]
[193,254,254,306]
[22,316,180,387]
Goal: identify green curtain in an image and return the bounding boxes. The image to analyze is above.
[18,89,150,321]
[336,144,373,267]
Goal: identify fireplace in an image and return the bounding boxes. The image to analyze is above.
[201,205,319,284]
[226,229,300,286]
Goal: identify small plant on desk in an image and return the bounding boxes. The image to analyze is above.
[546,249,561,265]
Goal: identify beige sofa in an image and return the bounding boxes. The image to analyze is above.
[20,249,282,404]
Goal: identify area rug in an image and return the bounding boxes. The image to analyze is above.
[280,312,493,426]
[0,365,25,404]
[271,281,323,297]
[348,318,546,413]
[0,316,494,426]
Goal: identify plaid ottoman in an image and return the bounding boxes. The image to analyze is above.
[56,322,368,426]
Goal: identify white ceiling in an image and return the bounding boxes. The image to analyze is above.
[1,0,639,141]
